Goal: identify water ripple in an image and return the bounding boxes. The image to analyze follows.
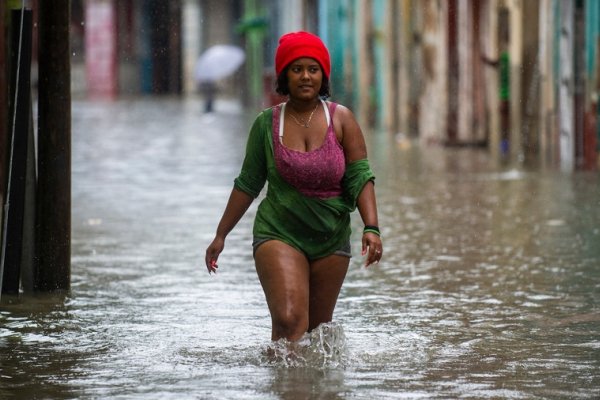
[2,98,599,399]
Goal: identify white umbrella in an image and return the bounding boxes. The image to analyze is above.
[195,45,246,83]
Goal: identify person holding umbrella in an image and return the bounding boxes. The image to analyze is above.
[195,45,245,112]
[205,31,382,343]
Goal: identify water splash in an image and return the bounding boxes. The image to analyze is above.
[263,322,348,369]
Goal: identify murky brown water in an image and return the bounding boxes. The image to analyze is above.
[1,97,599,399]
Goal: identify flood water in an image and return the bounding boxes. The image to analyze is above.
[1,97,600,399]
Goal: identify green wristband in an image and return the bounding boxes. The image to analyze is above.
[363,226,381,236]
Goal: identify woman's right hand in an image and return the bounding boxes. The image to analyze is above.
[203,188,255,275]
[205,236,225,274]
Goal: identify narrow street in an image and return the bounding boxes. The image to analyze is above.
[1,96,599,399]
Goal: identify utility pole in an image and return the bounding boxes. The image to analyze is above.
[0,0,7,244]
[36,1,71,292]
[1,9,33,296]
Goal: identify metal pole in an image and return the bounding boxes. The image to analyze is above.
[0,0,7,291]
[0,0,7,225]
[36,0,71,292]
[1,8,32,297]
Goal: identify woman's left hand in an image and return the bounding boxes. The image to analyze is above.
[362,232,382,267]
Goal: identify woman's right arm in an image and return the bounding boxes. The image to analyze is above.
[204,111,269,273]
[205,188,254,273]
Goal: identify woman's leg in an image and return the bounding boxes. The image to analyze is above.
[254,240,311,341]
[307,254,350,331]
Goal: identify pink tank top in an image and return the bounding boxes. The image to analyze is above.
[273,101,345,199]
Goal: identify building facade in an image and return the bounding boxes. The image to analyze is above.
[70,0,600,170]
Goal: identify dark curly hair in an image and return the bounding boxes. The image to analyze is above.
[275,65,331,98]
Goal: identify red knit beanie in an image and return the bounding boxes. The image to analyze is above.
[275,31,331,79]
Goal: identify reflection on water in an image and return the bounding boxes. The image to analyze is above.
[1,98,599,399]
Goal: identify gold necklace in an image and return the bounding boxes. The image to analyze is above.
[288,102,319,128]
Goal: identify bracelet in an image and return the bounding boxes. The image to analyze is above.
[363,225,380,236]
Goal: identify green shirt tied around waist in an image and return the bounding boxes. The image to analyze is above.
[234,106,375,259]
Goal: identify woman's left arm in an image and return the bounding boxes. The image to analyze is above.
[337,106,383,266]
[357,181,382,266]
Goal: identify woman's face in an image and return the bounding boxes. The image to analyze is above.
[286,57,323,100]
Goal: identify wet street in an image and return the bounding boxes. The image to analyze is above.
[1,96,600,399]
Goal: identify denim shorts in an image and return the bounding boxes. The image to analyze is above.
[252,237,352,260]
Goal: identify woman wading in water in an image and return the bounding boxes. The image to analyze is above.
[205,31,382,343]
